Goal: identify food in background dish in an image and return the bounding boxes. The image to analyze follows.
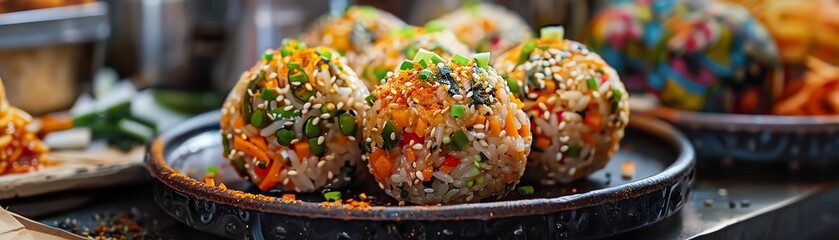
[495,27,630,184]
[773,57,839,115]
[435,2,533,57]
[301,6,405,65]
[362,49,531,204]
[220,40,369,192]
[587,0,782,114]
[0,78,49,175]
[720,0,839,66]
[354,22,471,90]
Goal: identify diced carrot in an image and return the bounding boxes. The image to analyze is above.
[439,165,454,174]
[489,117,501,137]
[503,172,515,184]
[249,136,269,152]
[474,114,486,126]
[372,155,393,181]
[220,113,230,128]
[233,136,270,162]
[415,118,428,136]
[258,157,284,191]
[585,112,602,132]
[393,109,410,128]
[519,122,531,138]
[541,80,556,95]
[294,141,312,159]
[505,108,520,138]
[536,137,551,148]
[369,149,386,164]
[422,166,433,181]
[40,114,74,134]
[406,148,416,163]
[232,116,245,129]
[513,97,524,109]
[282,194,296,201]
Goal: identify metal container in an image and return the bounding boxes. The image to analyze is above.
[0,2,109,115]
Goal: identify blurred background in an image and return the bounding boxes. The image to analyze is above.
[0,0,612,115]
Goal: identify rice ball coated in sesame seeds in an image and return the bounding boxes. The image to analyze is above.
[435,3,532,57]
[301,6,405,66]
[220,40,369,192]
[494,27,630,184]
[354,24,471,91]
[363,49,532,204]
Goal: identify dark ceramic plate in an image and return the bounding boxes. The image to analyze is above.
[655,107,839,166]
[146,111,695,239]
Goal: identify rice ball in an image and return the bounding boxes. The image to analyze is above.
[301,6,405,64]
[363,49,532,204]
[435,3,532,57]
[354,23,471,90]
[495,27,630,184]
[220,40,369,192]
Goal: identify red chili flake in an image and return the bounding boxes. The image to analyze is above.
[443,155,460,167]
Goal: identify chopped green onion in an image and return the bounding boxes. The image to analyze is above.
[323,191,341,201]
[400,26,417,38]
[230,157,247,177]
[540,26,565,40]
[418,59,428,68]
[517,41,536,66]
[452,54,469,65]
[517,185,534,195]
[612,88,623,102]
[381,120,400,150]
[476,175,485,185]
[338,113,357,135]
[308,138,327,157]
[365,94,377,106]
[479,152,489,162]
[566,145,581,158]
[473,52,490,69]
[413,48,435,64]
[260,89,277,101]
[270,107,300,119]
[256,160,267,169]
[399,60,415,70]
[221,132,231,154]
[431,54,445,64]
[206,165,219,174]
[448,130,469,150]
[373,69,389,81]
[419,69,434,81]
[287,63,301,69]
[292,86,315,103]
[275,129,295,146]
[505,75,520,93]
[587,77,598,90]
[304,117,321,138]
[262,50,274,61]
[450,105,466,118]
[466,180,474,188]
[250,109,269,128]
[315,47,332,60]
[288,67,308,84]
[424,20,446,33]
[467,165,480,177]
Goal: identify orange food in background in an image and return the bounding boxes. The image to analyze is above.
[773,57,839,115]
[0,0,93,13]
[0,78,49,175]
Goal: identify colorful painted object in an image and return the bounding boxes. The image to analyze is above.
[587,0,782,114]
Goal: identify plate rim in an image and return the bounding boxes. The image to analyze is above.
[146,110,695,221]
[654,107,839,131]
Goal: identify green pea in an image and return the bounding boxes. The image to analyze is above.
[250,109,269,128]
[308,138,327,157]
[338,113,357,135]
[260,89,277,101]
[275,128,295,146]
[304,117,321,138]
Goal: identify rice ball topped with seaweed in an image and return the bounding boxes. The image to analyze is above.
[301,6,405,63]
[363,49,532,205]
[435,2,532,57]
[355,22,471,90]
[495,27,630,184]
[220,39,369,192]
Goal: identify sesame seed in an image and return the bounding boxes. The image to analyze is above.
[390,132,396,140]
[453,95,464,101]
[317,160,326,168]
[424,188,434,193]
[560,145,569,152]
[328,171,334,179]
[556,152,563,161]
[305,83,313,91]
[312,117,320,125]
[318,136,325,145]
[348,136,356,141]
[476,133,486,139]
[416,171,424,179]
[442,136,451,144]
[321,113,331,119]
[283,178,290,185]
[284,121,294,126]
[413,144,423,150]
[474,124,485,129]
[288,170,298,176]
